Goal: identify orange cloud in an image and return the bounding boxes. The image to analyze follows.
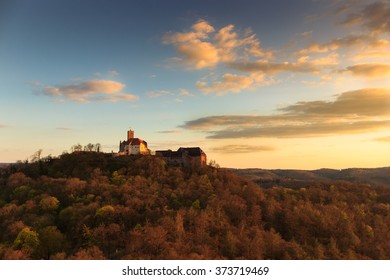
[343,63,390,77]
[192,20,215,36]
[230,60,323,75]
[352,50,390,60]
[36,79,138,103]
[163,20,270,69]
[212,145,275,153]
[296,35,389,55]
[279,88,390,117]
[197,73,254,95]
[196,73,272,95]
[176,41,219,69]
[181,88,390,138]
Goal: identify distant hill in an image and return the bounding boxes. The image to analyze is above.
[230,167,390,188]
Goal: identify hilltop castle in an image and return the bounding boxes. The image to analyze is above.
[118,130,150,155]
[118,129,207,166]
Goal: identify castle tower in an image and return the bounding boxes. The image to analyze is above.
[127,129,134,140]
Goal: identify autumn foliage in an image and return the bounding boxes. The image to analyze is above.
[0,152,389,259]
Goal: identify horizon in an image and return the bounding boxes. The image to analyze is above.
[1,150,390,171]
[1,0,389,169]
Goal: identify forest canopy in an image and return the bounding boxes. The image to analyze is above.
[0,151,389,259]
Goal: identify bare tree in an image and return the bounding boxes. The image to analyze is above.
[30,149,43,162]
[84,143,95,152]
[71,144,83,152]
[95,143,102,153]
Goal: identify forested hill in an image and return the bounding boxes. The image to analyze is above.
[230,167,390,188]
[0,152,389,260]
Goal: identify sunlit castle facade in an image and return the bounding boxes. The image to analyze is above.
[119,129,150,155]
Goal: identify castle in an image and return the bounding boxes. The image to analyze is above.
[118,130,150,155]
[118,129,207,166]
[155,147,207,167]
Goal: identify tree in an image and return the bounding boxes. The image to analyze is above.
[70,246,105,260]
[71,144,82,152]
[38,226,65,259]
[7,172,30,188]
[30,149,42,163]
[95,143,102,153]
[13,227,40,255]
[39,196,59,212]
[84,143,95,152]
[208,160,220,168]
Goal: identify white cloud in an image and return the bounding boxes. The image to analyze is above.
[147,90,174,98]
[107,70,119,77]
[147,88,194,100]
[178,88,194,97]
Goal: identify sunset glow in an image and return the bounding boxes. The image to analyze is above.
[1,0,389,169]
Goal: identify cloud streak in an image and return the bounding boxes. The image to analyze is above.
[147,88,194,100]
[196,73,272,95]
[35,79,138,103]
[157,130,181,134]
[342,63,390,77]
[147,90,174,98]
[296,35,389,55]
[212,144,275,153]
[374,136,390,142]
[181,88,390,138]
[56,127,74,131]
[230,60,323,75]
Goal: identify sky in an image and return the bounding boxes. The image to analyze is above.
[0,0,389,169]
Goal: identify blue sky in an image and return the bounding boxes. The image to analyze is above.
[1,0,390,168]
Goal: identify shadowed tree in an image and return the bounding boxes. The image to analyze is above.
[38,226,65,259]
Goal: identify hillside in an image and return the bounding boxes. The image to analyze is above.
[0,152,389,260]
[231,167,390,188]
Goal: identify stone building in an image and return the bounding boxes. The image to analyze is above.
[118,130,150,155]
[155,147,207,167]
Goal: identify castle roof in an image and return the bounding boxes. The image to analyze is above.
[156,147,205,157]
[122,138,147,146]
[178,147,204,156]
[155,149,181,158]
